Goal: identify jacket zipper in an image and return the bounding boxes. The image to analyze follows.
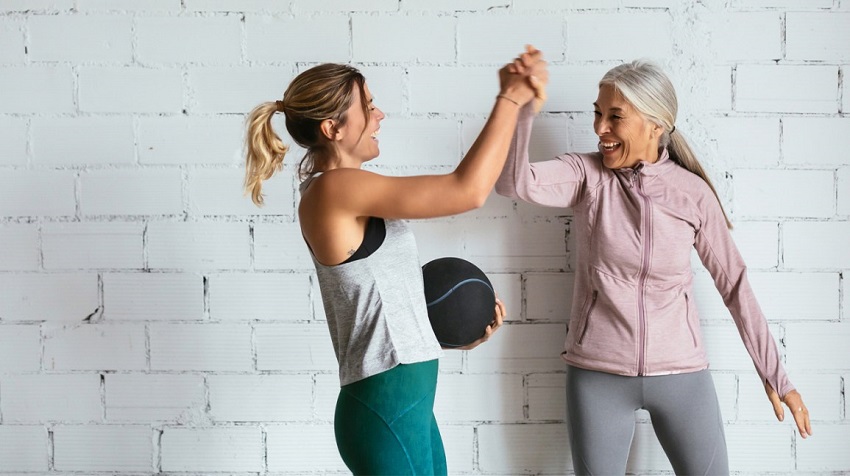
[578,290,598,345]
[634,167,652,376]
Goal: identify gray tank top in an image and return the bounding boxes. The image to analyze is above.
[301,175,443,386]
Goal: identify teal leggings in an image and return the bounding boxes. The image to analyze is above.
[335,359,447,475]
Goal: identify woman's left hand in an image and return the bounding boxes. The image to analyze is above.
[454,296,506,350]
[765,382,812,439]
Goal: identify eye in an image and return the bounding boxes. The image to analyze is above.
[593,111,601,116]
[612,115,623,121]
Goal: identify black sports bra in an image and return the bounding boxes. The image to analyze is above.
[341,216,387,264]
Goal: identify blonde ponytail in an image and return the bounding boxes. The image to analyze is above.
[244,101,288,206]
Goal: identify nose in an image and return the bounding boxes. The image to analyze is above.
[375,107,385,122]
[594,116,609,136]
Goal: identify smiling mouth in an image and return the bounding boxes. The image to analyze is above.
[370,129,380,140]
[600,141,621,152]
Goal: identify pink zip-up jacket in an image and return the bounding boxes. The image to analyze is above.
[496,104,794,397]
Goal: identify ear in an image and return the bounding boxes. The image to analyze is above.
[649,122,664,139]
[320,119,338,141]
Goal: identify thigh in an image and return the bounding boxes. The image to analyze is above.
[566,365,641,476]
[644,370,729,476]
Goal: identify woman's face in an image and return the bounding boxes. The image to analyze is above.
[334,82,385,166]
[593,84,661,169]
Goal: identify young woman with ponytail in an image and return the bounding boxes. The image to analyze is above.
[244,47,547,475]
[497,59,810,474]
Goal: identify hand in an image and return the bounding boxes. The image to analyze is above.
[453,296,506,351]
[764,382,812,439]
[498,45,549,110]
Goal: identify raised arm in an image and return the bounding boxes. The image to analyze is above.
[312,47,549,220]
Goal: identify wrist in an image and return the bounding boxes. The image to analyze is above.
[496,94,521,106]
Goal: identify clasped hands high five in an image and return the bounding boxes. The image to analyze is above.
[499,45,549,112]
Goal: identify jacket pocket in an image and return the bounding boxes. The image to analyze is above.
[684,292,697,348]
[578,290,598,345]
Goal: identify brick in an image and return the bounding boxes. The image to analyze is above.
[44,324,146,370]
[103,273,204,321]
[797,425,850,471]
[406,222,465,265]
[434,374,524,422]
[209,273,311,321]
[147,222,250,270]
[730,0,831,6]
[77,0,179,11]
[733,169,833,218]
[787,13,850,61]
[256,323,337,371]
[53,425,152,471]
[748,272,839,321]
[185,0,288,11]
[784,221,850,269]
[458,15,564,63]
[403,0,506,11]
[375,117,460,167]
[0,425,48,472]
[783,117,850,166]
[701,323,761,371]
[1,0,75,10]
[567,13,672,61]
[188,168,293,216]
[253,222,314,271]
[208,375,312,421]
[81,169,183,216]
[32,116,134,166]
[707,66,733,112]
[357,66,403,114]
[137,16,241,64]
[567,112,603,155]
[464,218,569,271]
[489,273,521,322]
[0,116,26,166]
[736,65,837,114]
[266,424,347,472]
[0,66,74,113]
[844,66,850,113]
[0,374,101,422]
[189,66,294,113]
[291,0,397,12]
[42,222,144,270]
[467,323,567,372]
[0,170,75,217]
[708,12,781,61]
[29,15,132,62]
[478,423,571,473]
[0,224,39,270]
[839,167,850,216]
[711,372,738,421]
[247,15,349,63]
[438,348,463,373]
[727,424,794,472]
[526,273,573,322]
[0,19,25,64]
[314,374,338,421]
[352,15,455,63]
[138,115,244,165]
[439,425,474,472]
[105,373,205,422]
[161,426,263,472]
[150,323,253,371]
[784,323,850,371]
[729,221,779,269]
[527,373,566,421]
[517,0,618,6]
[79,67,183,113]
[0,324,40,371]
[409,66,497,114]
[0,273,98,322]
[711,117,780,168]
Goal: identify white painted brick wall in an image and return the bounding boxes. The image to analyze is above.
[161,426,263,472]
[28,15,132,62]
[136,16,241,65]
[2,4,848,474]
[32,116,135,166]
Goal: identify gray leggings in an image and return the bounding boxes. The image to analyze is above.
[566,365,729,475]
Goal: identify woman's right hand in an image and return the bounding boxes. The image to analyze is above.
[498,45,549,109]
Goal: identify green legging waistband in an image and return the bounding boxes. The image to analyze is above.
[335,359,446,475]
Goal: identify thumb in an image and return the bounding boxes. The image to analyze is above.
[765,382,784,421]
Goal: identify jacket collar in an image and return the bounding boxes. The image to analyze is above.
[615,148,674,178]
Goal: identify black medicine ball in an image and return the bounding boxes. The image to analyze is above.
[422,257,495,348]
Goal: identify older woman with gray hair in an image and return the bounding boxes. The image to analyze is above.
[497,60,811,475]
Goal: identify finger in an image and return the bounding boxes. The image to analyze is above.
[765,384,784,421]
